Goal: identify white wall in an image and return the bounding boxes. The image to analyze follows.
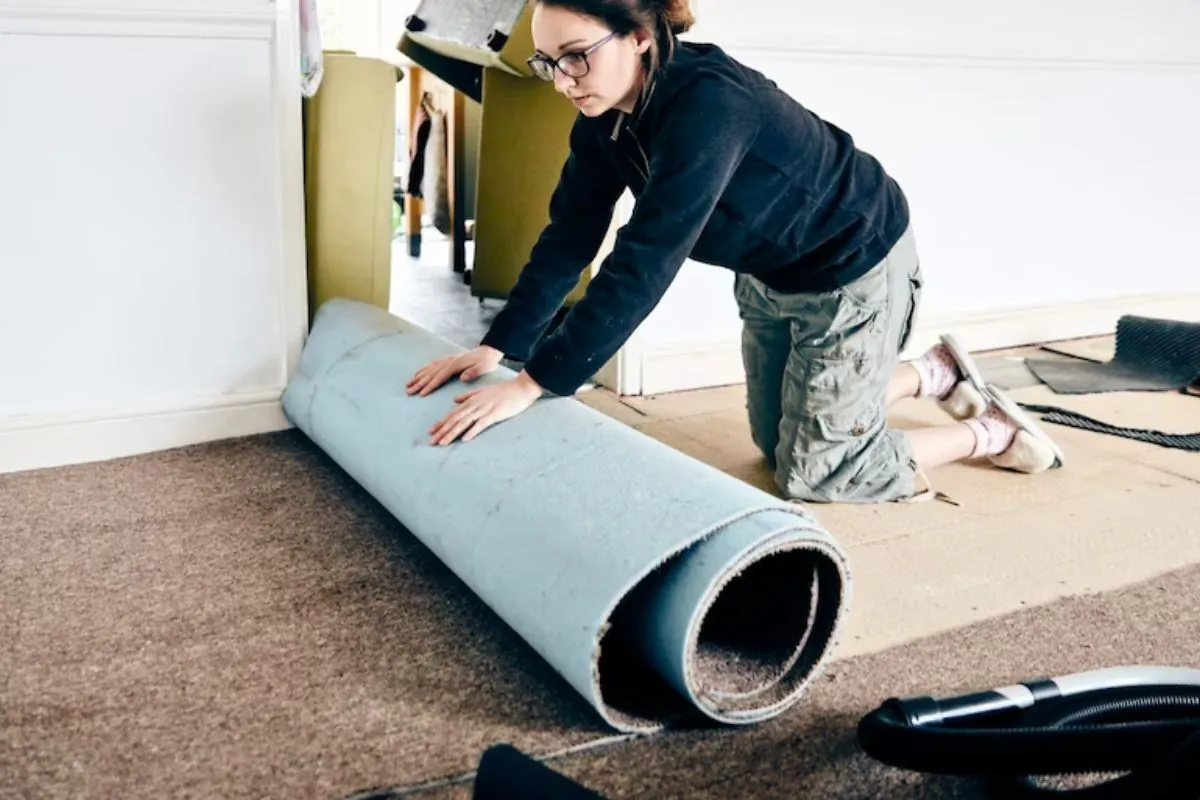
[620,0,1200,394]
[0,0,308,473]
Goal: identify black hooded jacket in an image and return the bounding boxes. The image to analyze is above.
[480,40,910,397]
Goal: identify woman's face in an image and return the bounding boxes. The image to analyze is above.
[529,4,651,116]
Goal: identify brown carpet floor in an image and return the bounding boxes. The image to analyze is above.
[0,432,611,800]
[2,430,1198,799]
[546,562,1200,799]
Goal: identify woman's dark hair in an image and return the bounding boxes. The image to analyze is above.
[536,0,695,93]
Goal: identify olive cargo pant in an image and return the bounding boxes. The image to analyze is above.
[735,225,924,503]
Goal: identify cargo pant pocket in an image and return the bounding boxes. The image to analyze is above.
[776,354,890,501]
[897,262,924,354]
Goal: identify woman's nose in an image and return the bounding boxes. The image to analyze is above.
[552,70,576,92]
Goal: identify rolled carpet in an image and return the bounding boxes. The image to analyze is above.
[1025,315,1200,394]
[281,299,851,733]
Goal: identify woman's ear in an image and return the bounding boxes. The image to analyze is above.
[630,28,653,54]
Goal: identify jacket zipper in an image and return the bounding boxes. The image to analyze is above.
[610,109,651,184]
[623,125,651,184]
[629,129,651,182]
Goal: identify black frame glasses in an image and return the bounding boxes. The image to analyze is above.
[527,31,618,82]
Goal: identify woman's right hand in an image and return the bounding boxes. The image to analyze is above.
[406,345,505,397]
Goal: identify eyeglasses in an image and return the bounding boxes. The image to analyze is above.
[527,31,618,82]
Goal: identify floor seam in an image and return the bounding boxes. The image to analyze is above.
[356,733,645,798]
[615,398,651,417]
[1133,461,1200,486]
[1063,428,1200,486]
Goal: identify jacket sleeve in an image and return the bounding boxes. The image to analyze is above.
[521,78,761,396]
[479,117,626,362]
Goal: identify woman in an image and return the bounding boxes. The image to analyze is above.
[406,0,1064,503]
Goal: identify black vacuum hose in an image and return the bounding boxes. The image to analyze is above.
[857,666,1200,799]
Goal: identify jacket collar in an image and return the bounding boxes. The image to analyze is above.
[609,65,661,140]
[604,36,694,141]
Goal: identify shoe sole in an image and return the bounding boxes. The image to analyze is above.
[941,332,987,396]
[985,382,1066,469]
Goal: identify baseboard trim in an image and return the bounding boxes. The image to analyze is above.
[0,390,291,475]
[633,292,1200,396]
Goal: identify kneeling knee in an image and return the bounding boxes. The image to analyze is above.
[776,455,849,503]
[776,440,912,504]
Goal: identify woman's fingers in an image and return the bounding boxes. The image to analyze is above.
[428,402,459,436]
[407,361,443,394]
[408,353,490,398]
[420,361,461,397]
[460,415,493,442]
[441,416,475,445]
[432,402,486,445]
[407,374,428,395]
[454,387,483,404]
[430,395,486,441]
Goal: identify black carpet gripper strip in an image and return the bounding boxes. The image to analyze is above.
[1020,403,1200,452]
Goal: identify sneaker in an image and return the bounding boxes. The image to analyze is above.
[966,384,1065,473]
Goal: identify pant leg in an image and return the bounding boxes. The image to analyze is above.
[733,273,791,468]
[774,226,924,503]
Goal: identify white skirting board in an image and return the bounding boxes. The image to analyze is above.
[0,392,291,475]
[628,292,1200,396]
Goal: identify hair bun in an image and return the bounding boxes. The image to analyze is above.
[660,0,695,34]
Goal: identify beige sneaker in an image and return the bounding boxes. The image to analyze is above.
[981,384,1065,473]
[937,333,990,420]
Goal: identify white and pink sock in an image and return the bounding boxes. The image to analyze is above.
[963,404,1019,457]
[912,344,963,400]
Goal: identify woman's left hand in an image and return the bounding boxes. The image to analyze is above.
[429,372,544,446]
